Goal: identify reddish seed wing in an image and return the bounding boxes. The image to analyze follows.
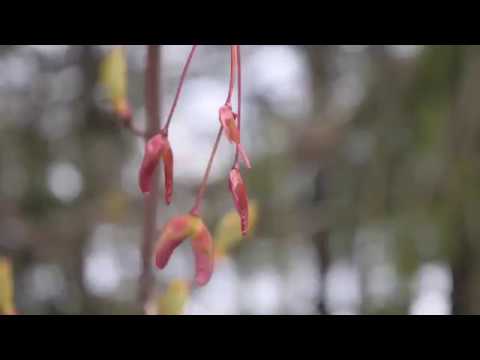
[163,143,174,205]
[229,169,249,236]
[219,105,240,144]
[225,118,241,144]
[154,215,215,287]
[139,134,168,195]
[155,237,184,270]
[154,215,193,269]
[219,105,251,169]
[191,224,214,286]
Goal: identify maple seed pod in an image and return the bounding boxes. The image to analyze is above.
[154,214,215,287]
[139,133,174,205]
[219,105,240,144]
[219,105,252,169]
[228,168,249,236]
[191,225,215,286]
[162,144,174,205]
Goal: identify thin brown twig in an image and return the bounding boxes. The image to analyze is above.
[139,45,162,314]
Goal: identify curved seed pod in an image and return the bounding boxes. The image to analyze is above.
[139,133,174,205]
[154,214,215,287]
[219,105,251,169]
[154,215,195,269]
[228,168,249,236]
[191,225,214,286]
[162,143,174,205]
[219,105,240,144]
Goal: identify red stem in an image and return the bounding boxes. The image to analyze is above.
[163,45,198,135]
[190,128,223,216]
[190,45,240,215]
[233,45,242,168]
[226,46,237,105]
[140,45,162,313]
[145,46,161,137]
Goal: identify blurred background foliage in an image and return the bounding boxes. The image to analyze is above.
[0,45,479,315]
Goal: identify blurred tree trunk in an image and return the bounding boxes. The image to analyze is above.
[303,46,337,314]
[68,45,99,313]
[445,45,480,314]
[303,45,480,315]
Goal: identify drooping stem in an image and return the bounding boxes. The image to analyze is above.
[225,45,237,105]
[233,45,242,168]
[140,45,162,314]
[190,128,223,216]
[190,45,241,215]
[163,45,198,135]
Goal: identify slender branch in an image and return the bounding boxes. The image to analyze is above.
[189,46,237,216]
[236,45,242,132]
[145,46,161,137]
[226,45,237,105]
[139,45,162,314]
[163,45,198,134]
[190,45,241,215]
[190,128,223,216]
[233,45,242,168]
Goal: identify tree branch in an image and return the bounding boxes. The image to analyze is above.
[139,45,162,313]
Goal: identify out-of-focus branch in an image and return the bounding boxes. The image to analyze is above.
[139,45,162,313]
